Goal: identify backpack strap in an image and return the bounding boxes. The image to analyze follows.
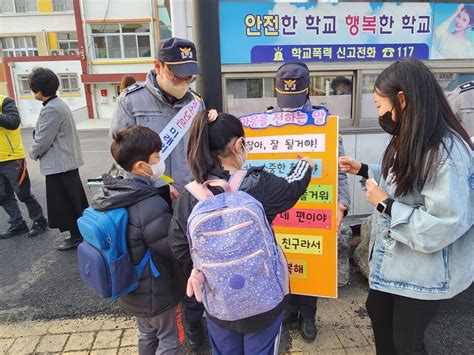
[135,249,160,279]
[229,170,247,192]
[185,181,213,201]
[185,179,231,201]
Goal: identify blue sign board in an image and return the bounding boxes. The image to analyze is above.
[219,1,474,63]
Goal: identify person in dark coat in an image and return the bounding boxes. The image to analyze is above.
[0,95,47,239]
[91,125,186,354]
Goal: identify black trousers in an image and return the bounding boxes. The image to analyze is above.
[0,159,45,228]
[182,295,205,323]
[287,294,318,318]
[366,289,441,355]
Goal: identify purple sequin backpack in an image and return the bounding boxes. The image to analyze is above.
[185,170,289,321]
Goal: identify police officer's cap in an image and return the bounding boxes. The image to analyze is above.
[275,62,310,109]
[158,37,200,78]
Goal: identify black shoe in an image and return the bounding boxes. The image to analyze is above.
[299,316,317,342]
[284,310,299,324]
[186,320,204,350]
[28,219,48,238]
[56,235,82,250]
[0,223,29,239]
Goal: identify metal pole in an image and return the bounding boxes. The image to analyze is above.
[191,0,223,111]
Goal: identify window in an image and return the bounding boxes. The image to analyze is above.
[57,32,78,51]
[0,0,14,12]
[91,23,151,59]
[360,73,381,126]
[58,73,80,93]
[53,0,73,12]
[225,73,353,123]
[0,0,37,12]
[226,78,275,117]
[360,70,474,126]
[308,74,353,122]
[158,0,172,40]
[0,36,38,57]
[18,75,31,94]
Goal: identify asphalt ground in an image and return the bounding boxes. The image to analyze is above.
[0,129,472,354]
[0,129,122,323]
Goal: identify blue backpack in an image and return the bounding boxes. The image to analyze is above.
[77,207,159,300]
[185,170,289,321]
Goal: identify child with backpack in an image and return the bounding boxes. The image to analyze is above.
[168,110,314,354]
[88,126,186,354]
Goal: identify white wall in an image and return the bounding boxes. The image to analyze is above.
[82,0,152,20]
[89,63,152,75]
[11,60,86,127]
[170,0,192,40]
[92,83,118,119]
[0,13,76,34]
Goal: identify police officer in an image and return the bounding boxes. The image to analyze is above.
[270,62,351,342]
[110,37,206,350]
[110,37,204,196]
[447,80,473,141]
[0,96,47,239]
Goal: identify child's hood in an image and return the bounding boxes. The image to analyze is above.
[90,174,170,211]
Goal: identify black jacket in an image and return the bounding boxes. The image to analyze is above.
[91,174,186,318]
[168,161,312,333]
[0,97,21,130]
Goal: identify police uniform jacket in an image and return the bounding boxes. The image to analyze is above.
[448,81,474,139]
[110,69,204,192]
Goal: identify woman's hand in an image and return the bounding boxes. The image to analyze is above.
[456,4,465,16]
[339,156,362,175]
[365,178,389,207]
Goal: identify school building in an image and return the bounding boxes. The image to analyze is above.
[0,0,175,125]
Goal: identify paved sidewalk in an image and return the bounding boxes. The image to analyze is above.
[0,279,374,355]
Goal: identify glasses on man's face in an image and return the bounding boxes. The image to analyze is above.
[164,65,196,84]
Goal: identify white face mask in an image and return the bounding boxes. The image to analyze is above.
[145,160,166,180]
[159,72,190,99]
[281,105,304,112]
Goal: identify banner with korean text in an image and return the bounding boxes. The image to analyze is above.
[220,1,474,63]
[240,109,339,297]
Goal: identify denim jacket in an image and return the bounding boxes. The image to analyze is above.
[365,136,473,300]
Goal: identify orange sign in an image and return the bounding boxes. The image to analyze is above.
[241,110,338,298]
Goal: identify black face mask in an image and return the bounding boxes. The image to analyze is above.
[378,111,400,135]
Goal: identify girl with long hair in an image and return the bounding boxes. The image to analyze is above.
[169,110,314,354]
[340,59,473,354]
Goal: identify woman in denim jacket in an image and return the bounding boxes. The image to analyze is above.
[340,59,473,355]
